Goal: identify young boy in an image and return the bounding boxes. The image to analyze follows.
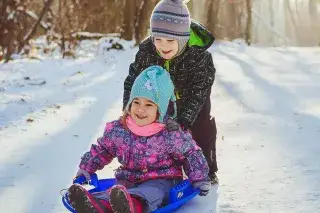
[122,0,218,184]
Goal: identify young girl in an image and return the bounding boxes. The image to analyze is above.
[122,0,218,184]
[68,65,211,213]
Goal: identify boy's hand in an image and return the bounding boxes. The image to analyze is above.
[75,168,91,182]
[193,181,211,196]
[165,118,180,131]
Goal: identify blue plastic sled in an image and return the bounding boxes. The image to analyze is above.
[62,173,200,213]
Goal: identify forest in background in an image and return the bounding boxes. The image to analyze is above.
[1,0,319,62]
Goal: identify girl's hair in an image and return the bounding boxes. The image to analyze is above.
[120,110,130,129]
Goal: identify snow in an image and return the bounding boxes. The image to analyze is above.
[212,43,320,212]
[72,32,120,38]
[0,39,319,213]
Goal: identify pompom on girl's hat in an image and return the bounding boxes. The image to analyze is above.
[126,65,177,123]
[150,0,191,55]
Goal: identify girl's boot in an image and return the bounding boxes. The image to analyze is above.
[109,185,144,213]
[68,184,112,213]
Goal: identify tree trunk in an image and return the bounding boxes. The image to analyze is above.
[19,0,54,52]
[206,0,221,38]
[269,0,275,45]
[121,0,136,40]
[205,0,215,34]
[134,0,157,45]
[226,0,237,39]
[245,0,252,45]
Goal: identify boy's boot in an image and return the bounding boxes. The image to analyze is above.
[68,184,112,213]
[209,172,219,185]
[208,149,218,185]
[109,185,144,213]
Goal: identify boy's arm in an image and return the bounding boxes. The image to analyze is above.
[123,63,138,110]
[177,52,216,129]
[171,131,210,183]
[123,49,146,110]
[79,124,117,174]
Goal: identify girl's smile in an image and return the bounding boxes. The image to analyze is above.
[130,97,158,126]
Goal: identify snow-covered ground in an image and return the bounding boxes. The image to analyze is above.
[0,39,319,213]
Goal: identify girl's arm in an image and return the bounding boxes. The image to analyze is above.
[171,131,210,183]
[78,123,117,174]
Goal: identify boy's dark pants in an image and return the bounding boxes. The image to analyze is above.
[173,96,218,175]
[189,96,218,175]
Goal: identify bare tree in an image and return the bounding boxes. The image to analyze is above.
[121,0,136,40]
[244,0,252,45]
[134,0,158,45]
[205,0,222,36]
[0,0,54,62]
[226,1,237,39]
[284,0,301,44]
[19,0,54,52]
[53,0,81,58]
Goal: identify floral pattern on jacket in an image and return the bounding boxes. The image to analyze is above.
[79,120,209,183]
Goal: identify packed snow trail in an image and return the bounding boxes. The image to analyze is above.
[0,41,319,213]
[0,46,135,212]
[212,44,320,213]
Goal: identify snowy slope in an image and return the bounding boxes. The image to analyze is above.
[212,43,320,213]
[0,40,319,213]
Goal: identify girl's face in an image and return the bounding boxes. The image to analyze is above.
[153,37,179,60]
[129,97,158,126]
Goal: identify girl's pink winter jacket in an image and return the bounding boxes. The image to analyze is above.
[79,120,209,183]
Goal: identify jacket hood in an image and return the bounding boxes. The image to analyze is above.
[188,20,215,50]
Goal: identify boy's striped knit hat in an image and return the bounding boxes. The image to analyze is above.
[126,65,177,123]
[150,0,191,55]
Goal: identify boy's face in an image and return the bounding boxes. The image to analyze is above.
[130,97,158,126]
[153,37,179,60]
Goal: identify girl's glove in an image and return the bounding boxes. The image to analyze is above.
[192,181,211,196]
[165,118,180,131]
[75,168,91,182]
[166,118,192,134]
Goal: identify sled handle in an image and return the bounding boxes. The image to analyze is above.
[73,173,99,188]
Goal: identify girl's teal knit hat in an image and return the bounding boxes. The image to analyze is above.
[126,65,177,123]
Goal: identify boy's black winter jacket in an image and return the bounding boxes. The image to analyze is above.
[123,21,216,129]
